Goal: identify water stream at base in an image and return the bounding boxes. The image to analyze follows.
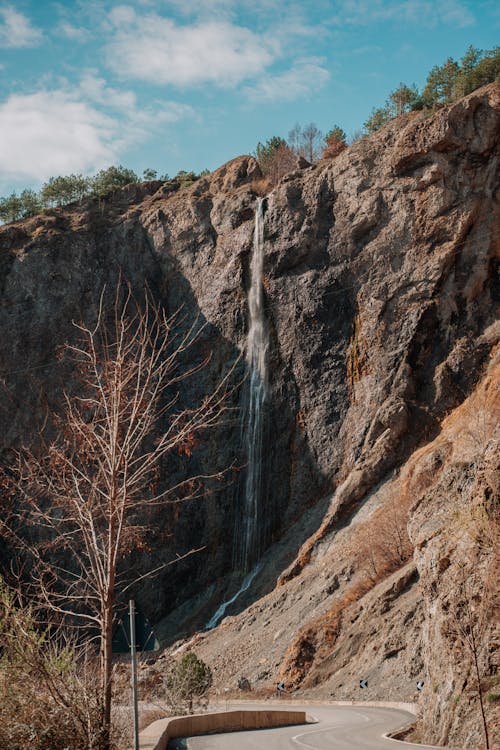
[205,562,263,630]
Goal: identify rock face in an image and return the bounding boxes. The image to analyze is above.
[0,84,499,747]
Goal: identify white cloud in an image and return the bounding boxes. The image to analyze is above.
[79,73,137,111]
[244,57,330,102]
[77,72,195,125]
[0,91,116,182]
[0,85,193,185]
[57,21,89,41]
[437,0,475,26]
[105,7,276,87]
[0,6,43,47]
[158,0,277,18]
[330,0,475,27]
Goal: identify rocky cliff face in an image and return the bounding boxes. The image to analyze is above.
[0,83,498,747]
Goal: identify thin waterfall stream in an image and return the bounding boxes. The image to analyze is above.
[206,198,269,630]
[241,196,269,570]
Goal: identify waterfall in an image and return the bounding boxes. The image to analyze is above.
[240,196,269,570]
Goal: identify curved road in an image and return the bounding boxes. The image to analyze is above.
[185,704,442,749]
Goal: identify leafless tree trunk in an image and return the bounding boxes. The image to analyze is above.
[301,123,324,163]
[449,564,493,750]
[1,280,234,747]
[268,144,296,184]
[287,122,324,163]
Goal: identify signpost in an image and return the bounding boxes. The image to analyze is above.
[112,601,159,750]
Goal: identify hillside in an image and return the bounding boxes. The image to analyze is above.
[0,83,499,748]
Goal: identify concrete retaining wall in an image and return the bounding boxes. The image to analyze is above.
[139,709,307,750]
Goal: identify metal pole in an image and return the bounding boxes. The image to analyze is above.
[130,599,139,750]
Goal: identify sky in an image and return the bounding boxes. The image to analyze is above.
[0,0,498,195]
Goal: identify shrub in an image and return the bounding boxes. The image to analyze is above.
[91,165,139,198]
[0,579,123,750]
[160,652,213,714]
[254,136,295,184]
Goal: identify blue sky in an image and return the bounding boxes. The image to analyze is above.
[0,1,498,194]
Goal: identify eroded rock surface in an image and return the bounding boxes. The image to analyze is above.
[1,84,499,748]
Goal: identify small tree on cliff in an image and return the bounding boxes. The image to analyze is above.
[162,652,213,714]
[0,281,232,748]
[288,122,324,162]
[322,126,347,159]
[254,136,295,183]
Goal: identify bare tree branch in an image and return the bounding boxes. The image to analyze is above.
[0,279,238,748]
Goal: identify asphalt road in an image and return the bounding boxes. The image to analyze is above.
[184,704,442,749]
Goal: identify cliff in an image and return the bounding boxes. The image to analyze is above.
[0,83,498,748]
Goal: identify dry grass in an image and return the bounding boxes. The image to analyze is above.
[451,372,500,461]
[249,177,272,196]
[354,485,414,584]
[277,575,377,689]
[279,353,500,692]
[0,580,130,750]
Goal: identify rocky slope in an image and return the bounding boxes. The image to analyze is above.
[0,83,499,747]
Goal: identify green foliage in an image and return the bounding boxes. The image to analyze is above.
[0,190,42,223]
[455,45,500,97]
[365,83,420,132]
[1,42,497,226]
[325,125,346,143]
[254,135,295,182]
[0,163,157,225]
[388,83,421,116]
[143,168,173,182]
[175,170,199,188]
[0,193,22,223]
[365,44,499,132]
[91,165,139,198]
[323,125,347,159]
[142,168,158,181]
[364,105,391,133]
[172,169,209,188]
[40,174,91,207]
[422,45,499,107]
[254,135,287,169]
[18,189,42,218]
[422,57,460,106]
[165,652,213,714]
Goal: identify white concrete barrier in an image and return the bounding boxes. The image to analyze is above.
[139,709,308,750]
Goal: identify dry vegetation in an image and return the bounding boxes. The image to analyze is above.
[277,479,417,689]
[0,580,128,750]
[355,485,413,584]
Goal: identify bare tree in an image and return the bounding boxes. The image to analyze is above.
[288,122,324,163]
[301,123,324,162]
[355,485,413,584]
[446,562,495,750]
[1,282,233,747]
[267,143,296,183]
[287,123,303,156]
